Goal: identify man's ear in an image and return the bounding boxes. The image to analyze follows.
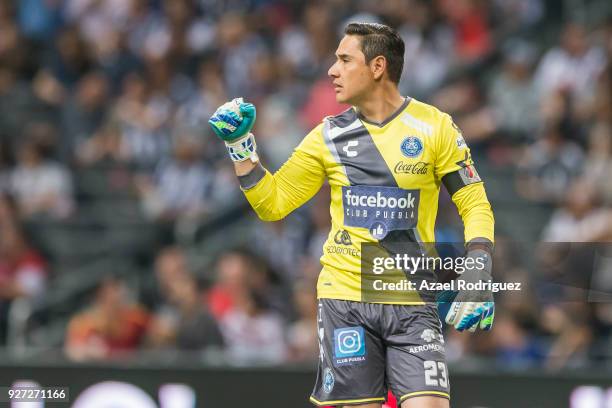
[371,55,387,81]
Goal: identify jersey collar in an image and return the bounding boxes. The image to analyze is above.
[356,97,411,128]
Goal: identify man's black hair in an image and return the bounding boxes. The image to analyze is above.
[344,22,405,84]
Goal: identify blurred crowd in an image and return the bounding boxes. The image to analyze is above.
[0,0,611,369]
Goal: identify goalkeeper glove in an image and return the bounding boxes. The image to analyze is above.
[208,98,258,162]
[437,249,495,332]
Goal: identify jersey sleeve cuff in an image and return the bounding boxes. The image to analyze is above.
[466,237,494,254]
[238,162,266,190]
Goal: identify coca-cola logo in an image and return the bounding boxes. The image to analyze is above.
[393,161,430,175]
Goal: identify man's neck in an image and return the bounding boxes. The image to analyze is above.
[355,87,405,125]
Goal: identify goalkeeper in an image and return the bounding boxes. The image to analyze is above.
[209,23,494,408]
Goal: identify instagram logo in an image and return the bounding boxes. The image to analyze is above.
[334,327,366,358]
[338,330,361,354]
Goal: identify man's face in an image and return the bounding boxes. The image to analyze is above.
[328,35,374,104]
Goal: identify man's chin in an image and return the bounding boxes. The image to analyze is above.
[335,94,350,105]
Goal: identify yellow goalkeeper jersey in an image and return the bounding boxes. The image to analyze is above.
[241,97,494,304]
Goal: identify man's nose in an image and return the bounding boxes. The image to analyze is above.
[328,62,338,78]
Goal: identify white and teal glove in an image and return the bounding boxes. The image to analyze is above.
[437,249,495,332]
[208,98,258,162]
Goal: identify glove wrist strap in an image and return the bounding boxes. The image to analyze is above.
[225,133,258,163]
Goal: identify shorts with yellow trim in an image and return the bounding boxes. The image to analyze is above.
[310,299,450,407]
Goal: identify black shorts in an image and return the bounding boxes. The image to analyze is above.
[310,299,450,407]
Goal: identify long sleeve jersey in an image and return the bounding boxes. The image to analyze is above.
[240,97,494,304]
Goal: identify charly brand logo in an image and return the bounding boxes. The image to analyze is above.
[400,136,423,158]
[342,140,359,157]
[334,230,352,245]
[394,161,430,175]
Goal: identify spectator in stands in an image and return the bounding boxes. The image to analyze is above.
[582,124,612,205]
[279,2,335,81]
[142,246,191,310]
[541,179,612,242]
[431,75,497,145]
[217,12,268,99]
[17,0,63,42]
[207,251,252,320]
[74,122,122,165]
[63,0,132,48]
[145,245,223,351]
[65,276,149,361]
[542,303,593,370]
[287,280,318,362]
[174,59,227,146]
[0,141,11,193]
[218,287,287,365]
[255,95,306,169]
[60,71,110,161]
[0,55,42,141]
[489,40,539,142]
[208,249,286,318]
[10,138,74,219]
[491,313,544,368]
[0,222,47,344]
[251,218,307,282]
[0,194,17,225]
[135,133,212,221]
[44,25,93,91]
[0,4,28,76]
[592,60,610,124]
[491,0,543,34]
[111,70,172,168]
[0,222,46,299]
[148,273,224,351]
[534,23,607,105]
[515,124,584,204]
[438,0,493,63]
[398,0,454,98]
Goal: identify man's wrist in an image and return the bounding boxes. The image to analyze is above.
[237,162,266,190]
[225,132,258,162]
[463,249,492,279]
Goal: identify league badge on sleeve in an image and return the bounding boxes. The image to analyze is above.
[455,151,481,185]
[459,164,481,184]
